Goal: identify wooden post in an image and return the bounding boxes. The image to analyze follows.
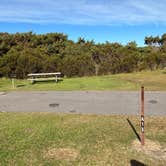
[32,76,35,84]
[55,75,58,83]
[141,86,145,145]
[12,78,15,89]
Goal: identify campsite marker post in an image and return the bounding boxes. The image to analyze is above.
[141,86,145,145]
[12,78,15,89]
[10,74,16,89]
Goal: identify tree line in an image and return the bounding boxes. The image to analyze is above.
[0,32,165,78]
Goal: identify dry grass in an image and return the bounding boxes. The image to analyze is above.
[43,148,79,161]
[63,114,97,125]
[117,70,166,91]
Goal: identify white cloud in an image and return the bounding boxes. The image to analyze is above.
[0,0,166,25]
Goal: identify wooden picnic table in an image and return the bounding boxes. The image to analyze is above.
[27,72,61,83]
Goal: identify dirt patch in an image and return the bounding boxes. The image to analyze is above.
[24,128,34,134]
[132,139,166,161]
[43,148,79,161]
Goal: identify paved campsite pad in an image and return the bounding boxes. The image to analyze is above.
[0,91,165,115]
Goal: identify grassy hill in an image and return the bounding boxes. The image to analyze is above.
[0,70,166,91]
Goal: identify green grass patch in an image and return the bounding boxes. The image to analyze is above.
[0,70,166,91]
[0,113,165,165]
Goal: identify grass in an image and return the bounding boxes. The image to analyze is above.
[0,112,165,165]
[116,70,166,91]
[0,70,166,91]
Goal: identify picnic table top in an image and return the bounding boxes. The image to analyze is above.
[28,72,61,76]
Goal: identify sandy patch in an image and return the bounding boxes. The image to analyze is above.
[132,139,166,161]
[43,148,79,161]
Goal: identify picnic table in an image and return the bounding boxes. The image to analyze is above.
[27,72,61,83]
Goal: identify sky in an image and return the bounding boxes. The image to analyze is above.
[0,0,166,46]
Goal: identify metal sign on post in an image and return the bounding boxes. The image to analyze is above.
[141,86,145,145]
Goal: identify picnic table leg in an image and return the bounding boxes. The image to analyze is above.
[55,75,58,83]
[31,77,35,84]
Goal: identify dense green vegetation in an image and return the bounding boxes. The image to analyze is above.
[0,113,165,165]
[0,32,165,79]
[0,70,165,91]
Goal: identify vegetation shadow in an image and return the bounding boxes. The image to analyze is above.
[32,79,63,84]
[16,84,26,87]
[130,160,146,166]
[127,118,141,142]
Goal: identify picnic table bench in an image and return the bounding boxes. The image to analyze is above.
[27,72,62,83]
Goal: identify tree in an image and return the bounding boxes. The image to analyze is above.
[0,32,165,78]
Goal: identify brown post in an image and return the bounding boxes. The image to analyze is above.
[141,86,145,145]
